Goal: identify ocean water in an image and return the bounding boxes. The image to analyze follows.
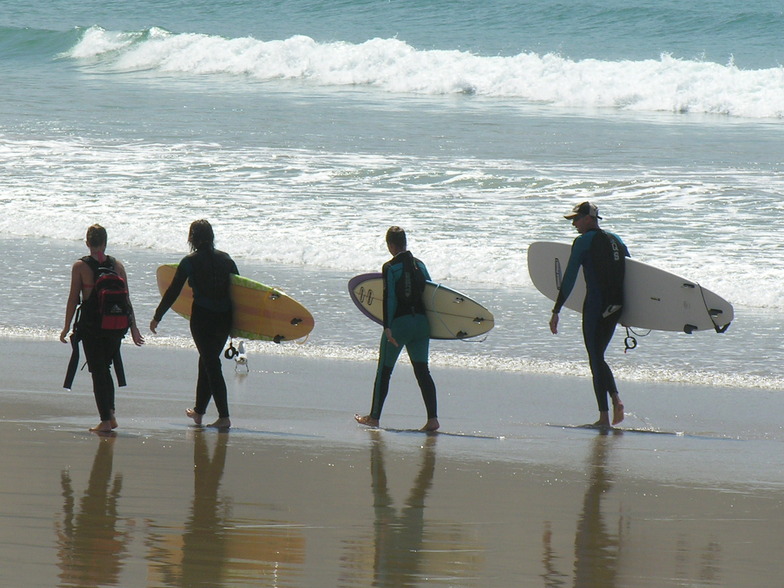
[1,0,783,394]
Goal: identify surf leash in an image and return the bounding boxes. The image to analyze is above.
[623,326,651,353]
[696,283,731,333]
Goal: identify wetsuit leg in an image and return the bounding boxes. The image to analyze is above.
[370,330,404,419]
[405,314,437,419]
[82,334,122,422]
[190,306,232,418]
[412,362,437,419]
[582,305,620,412]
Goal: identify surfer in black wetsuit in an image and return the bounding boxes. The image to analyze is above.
[355,226,439,432]
[150,220,239,429]
[60,224,144,433]
[549,202,629,428]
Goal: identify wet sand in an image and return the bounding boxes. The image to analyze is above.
[1,337,783,587]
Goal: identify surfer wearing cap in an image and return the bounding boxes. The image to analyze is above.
[549,202,629,428]
[150,220,239,429]
[61,224,145,433]
[355,226,440,432]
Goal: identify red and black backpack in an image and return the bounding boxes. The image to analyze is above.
[78,255,131,336]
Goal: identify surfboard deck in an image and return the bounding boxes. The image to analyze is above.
[156,264,314,342]
[527,241,733,333]
[348,273,494,340]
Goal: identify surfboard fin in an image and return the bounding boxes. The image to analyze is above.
[684,324,697,334]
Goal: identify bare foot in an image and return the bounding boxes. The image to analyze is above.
[354,414,379,428]
[186,408,203,425]
[592,412,612,429]
[207,417,231,429]
[90,420,113,433]
[612,403,625,425]
[421,418,440,432]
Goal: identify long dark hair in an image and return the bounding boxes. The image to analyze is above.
[188,219,215,252]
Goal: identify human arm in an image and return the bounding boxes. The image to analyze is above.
[150,260,189,333]
[549,237,588,333]
[60,261,84,343]
[381,262,399,347]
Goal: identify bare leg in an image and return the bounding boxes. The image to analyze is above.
[186,408,203,425]
[354,414,379,428]
[611,393,625,425]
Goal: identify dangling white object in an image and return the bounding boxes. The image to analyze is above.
[234,340,249,372]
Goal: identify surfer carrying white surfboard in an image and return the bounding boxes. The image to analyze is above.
[549,202,629,428]
[150,220,239,429]
[355,227,440,432]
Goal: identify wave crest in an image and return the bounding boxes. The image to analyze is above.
[64,26,784,119]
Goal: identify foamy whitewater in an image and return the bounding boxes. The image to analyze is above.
[1,0,783,390]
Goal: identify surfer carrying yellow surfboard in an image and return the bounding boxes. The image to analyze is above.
[150,220,238,429]
[355,227,440,432]
[549,202,629,428]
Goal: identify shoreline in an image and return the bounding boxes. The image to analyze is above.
[1,336,783,586]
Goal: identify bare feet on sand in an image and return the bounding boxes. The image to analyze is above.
[421,418,440,432]
[354,414,379,428]
[612,403,625,425]
[186,408,203,425]
[206,417,231,429]
[90,420,114,433]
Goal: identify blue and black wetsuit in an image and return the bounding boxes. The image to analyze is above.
[369,251,438,421]
[155,247,239,419]
[553,229,629,412]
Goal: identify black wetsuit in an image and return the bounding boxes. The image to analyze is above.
[553,229,629,412]
[75,255,125,422]
[154,247,239,419]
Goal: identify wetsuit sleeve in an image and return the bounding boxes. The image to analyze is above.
[417,260,431,281]
[153,257,190,322]
[382,262,396,329]
[614,233,630,258]
[552,236,590,314]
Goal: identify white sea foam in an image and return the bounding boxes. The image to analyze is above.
[63,27,784,119]
[1,135,781,311]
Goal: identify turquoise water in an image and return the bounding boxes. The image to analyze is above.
[0,0,782,389]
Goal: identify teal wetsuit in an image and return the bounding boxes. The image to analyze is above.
[553,229,629,412]
[369,251,438,421]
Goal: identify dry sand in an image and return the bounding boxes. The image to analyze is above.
[0,337,782,587]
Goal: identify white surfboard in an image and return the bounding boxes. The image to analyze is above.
[348,273,494,340]
[527,241,733,333]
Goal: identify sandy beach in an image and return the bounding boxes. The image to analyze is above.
[0,336,781,587]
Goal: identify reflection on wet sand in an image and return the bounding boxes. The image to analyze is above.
[542,431,623,588]
[341,433,481,586]
[56,435,131,587]
[145,431,305,586]
[572,431,623,587]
